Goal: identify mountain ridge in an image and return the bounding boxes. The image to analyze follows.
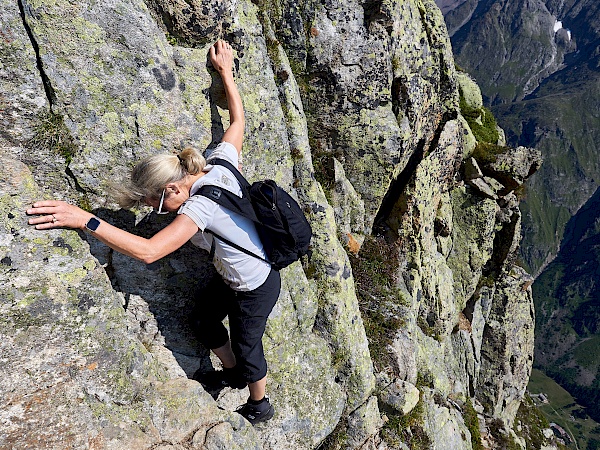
[0,0,552,448]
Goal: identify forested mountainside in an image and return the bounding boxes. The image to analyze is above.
[436,0,600,437]
[1,0,554,448]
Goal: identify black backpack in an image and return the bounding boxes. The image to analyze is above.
[195,158,312,270]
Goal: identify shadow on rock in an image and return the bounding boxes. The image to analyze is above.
[83,206,217,379]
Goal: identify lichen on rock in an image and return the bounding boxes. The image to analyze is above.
[1,0,542,447]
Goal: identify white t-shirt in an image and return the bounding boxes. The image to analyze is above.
[178,142,271,291]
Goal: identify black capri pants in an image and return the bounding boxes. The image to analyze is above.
[190,268,281,383]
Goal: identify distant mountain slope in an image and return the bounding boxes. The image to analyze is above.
[438,0,600,276]
[533,187,600,421]
[493,64,600,275]
[447,0,569,104]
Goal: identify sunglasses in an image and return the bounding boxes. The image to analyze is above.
[155,189,169,214]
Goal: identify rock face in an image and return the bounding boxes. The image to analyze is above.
[0,0,543,448]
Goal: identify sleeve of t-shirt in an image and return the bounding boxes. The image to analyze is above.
[205,141,239,169]
[177,196,218,231]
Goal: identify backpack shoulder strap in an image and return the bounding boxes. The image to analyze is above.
[205,229,271,265]
[195,158,273,265]
[196,184,260,223]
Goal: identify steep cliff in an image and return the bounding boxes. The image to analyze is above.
[438,0,600,439]
[1,0,546,448]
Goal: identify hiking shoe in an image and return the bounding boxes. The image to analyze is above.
[235,397,275,425]
[193,367,247,390]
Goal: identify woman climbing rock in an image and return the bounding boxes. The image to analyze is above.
[26,39,279,425]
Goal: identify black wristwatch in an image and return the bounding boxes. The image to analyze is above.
[85,217,101,232]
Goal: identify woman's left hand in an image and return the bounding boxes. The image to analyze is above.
[26,200,93,230]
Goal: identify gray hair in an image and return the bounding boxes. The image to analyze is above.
[112,146,206,209]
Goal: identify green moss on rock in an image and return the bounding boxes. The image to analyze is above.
[382,395,432,449]
[28,111,78,164]
[463,398,484,450]
[459,95,500,145]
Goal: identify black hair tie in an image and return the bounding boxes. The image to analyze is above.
[177,154,184,165]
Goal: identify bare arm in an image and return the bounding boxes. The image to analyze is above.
[210,40,244,155]
[26,201,199,264]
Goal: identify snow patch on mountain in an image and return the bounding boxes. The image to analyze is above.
[554,20,572,40]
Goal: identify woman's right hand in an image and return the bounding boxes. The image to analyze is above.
[209,40,233,76]
[26,200,93,231]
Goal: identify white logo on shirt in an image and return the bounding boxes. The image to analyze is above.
[221,175,232,186]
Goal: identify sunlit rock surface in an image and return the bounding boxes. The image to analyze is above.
[1,0,544,448]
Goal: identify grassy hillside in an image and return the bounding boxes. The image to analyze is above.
[532,187,600,422]
[529,369,600,449]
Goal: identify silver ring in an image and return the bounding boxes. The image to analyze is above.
[51,214,57,223]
